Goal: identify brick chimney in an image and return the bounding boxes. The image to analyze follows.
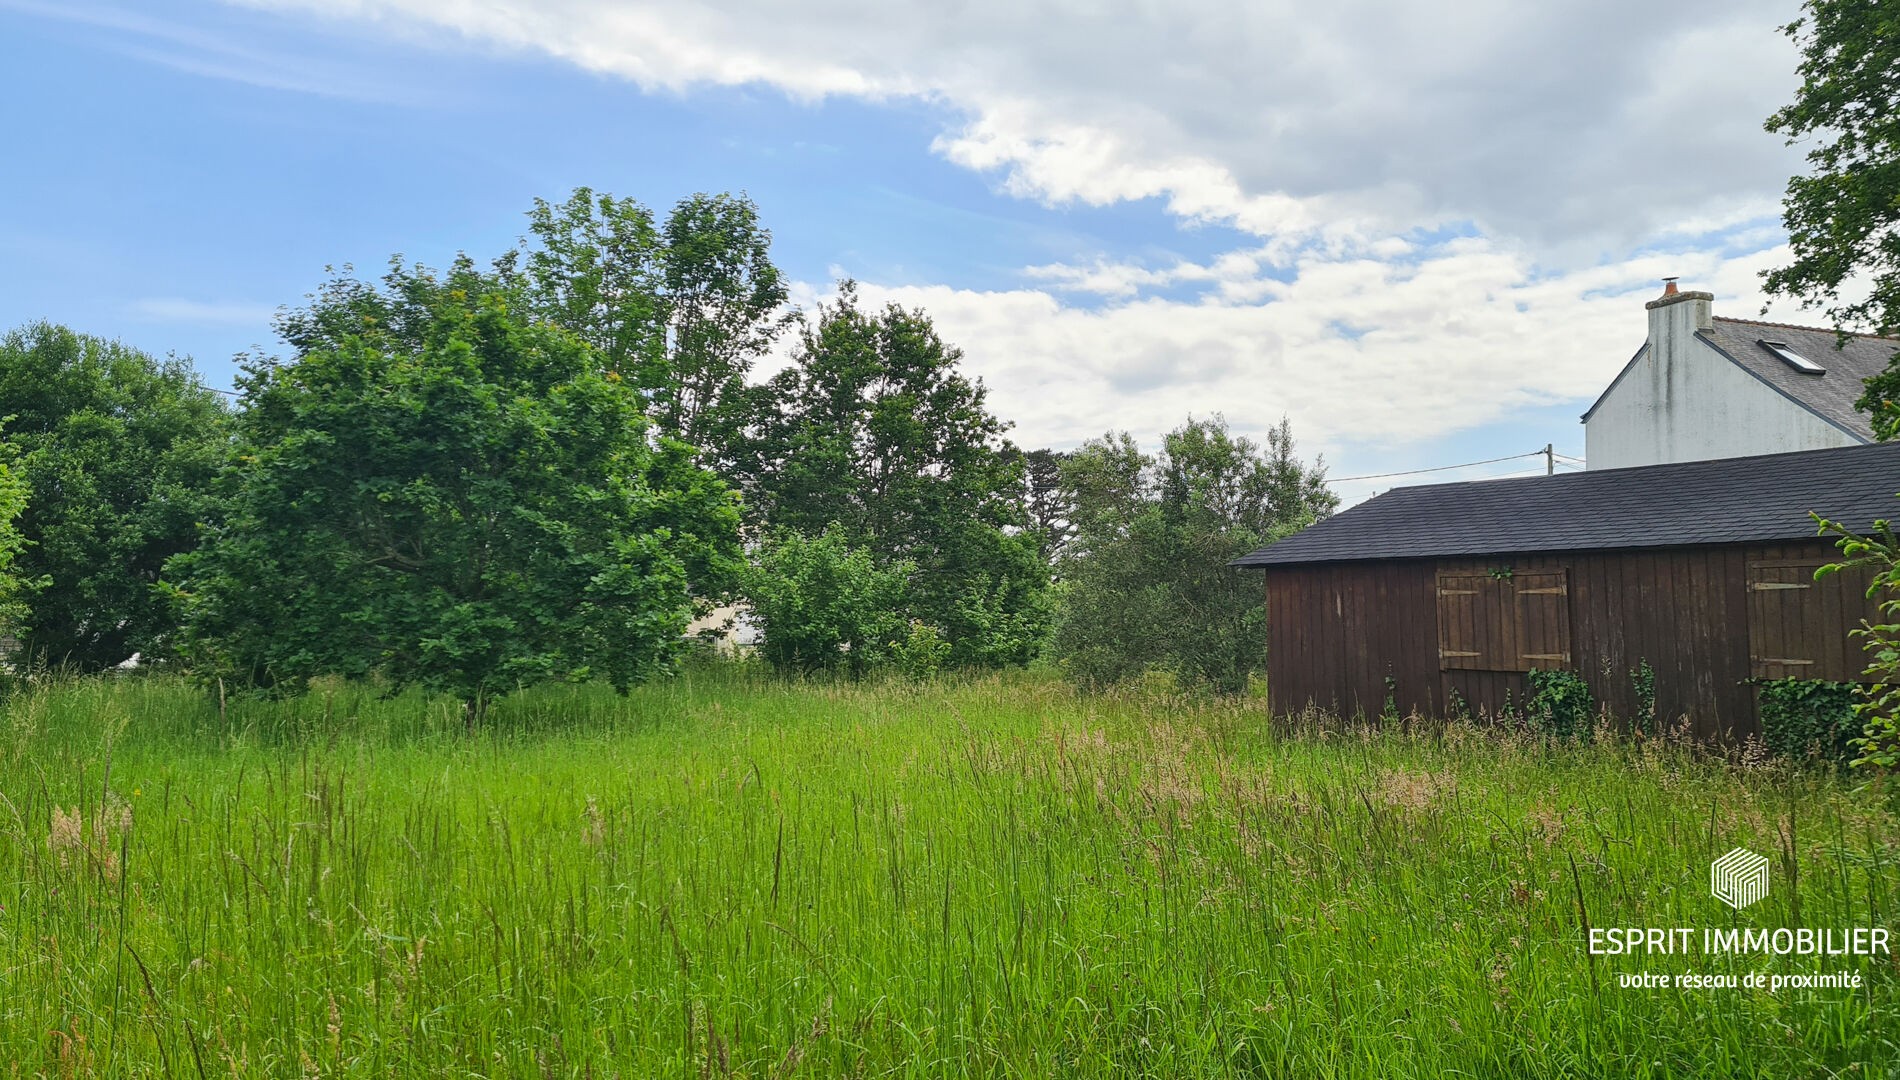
[1645,277,1714,352]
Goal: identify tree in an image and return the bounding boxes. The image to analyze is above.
[0,323,232,669]
[1054,416,1337,693]
[747,283,1051,665]
[168,261,741,726]
[1762,0,1900,438]
[740,524,912,677]
[0,434,32,638]
[510,188,791,473]
[1007,447,1075,563]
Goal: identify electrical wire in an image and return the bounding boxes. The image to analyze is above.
[1324,449,1547,485]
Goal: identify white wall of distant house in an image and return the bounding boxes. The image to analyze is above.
[1584,326,1861,471]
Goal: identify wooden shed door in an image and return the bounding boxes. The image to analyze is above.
[1747,560,1839,679]
[1436,569,1571,672]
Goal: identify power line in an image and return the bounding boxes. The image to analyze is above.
[1325,449,1547,485]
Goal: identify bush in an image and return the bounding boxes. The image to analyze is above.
[1757,678,1862,764]
[891,621,951,681]
[1525,669,1594,739]
[1815,509,1900,768]
[740,525,911,677]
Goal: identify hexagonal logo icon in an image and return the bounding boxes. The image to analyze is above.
[1711,847,1770,910]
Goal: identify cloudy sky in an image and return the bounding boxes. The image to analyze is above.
[1,0,1821,501]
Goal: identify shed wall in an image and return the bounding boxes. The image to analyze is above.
[1263,541,1879,740]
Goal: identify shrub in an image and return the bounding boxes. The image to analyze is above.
[891,621,951,681]
[1757,677,1862,765]
[1525,669,1594,739]
[1815,509,1900,768]
[740,525,911,677]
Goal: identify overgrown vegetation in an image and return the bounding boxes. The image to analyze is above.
[1817,505,1900,768]
[1757,677,1863,764]
[0,672,1893,1077]
[1525,668,1595,739]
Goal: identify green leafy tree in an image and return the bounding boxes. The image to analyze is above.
[510,188,791,473]
[0,323,232,668]
[1815,507,1900,768]
[1763,0,1900,438]
[1055,416,1337,693]
[749,283,1051,666]
[169,261,741,726]
[740,524,911,677]
[0,435,33,637]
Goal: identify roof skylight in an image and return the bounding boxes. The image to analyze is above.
[1758,339,1826,374]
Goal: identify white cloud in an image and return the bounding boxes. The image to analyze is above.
[226,0,1829,476]
[825,236,1802,469]
[232,0,1806,252]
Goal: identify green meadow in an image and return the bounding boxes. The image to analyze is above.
[1,671,1895,1078]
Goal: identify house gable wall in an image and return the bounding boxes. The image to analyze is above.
[1584,324,1860,470]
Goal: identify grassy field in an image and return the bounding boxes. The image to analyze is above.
[0,670,1896,1078]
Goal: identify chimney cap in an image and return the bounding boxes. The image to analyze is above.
[1645,280,1715,310]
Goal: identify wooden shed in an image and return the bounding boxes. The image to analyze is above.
[1233,442,1900,739]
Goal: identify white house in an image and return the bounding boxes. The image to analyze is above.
[1581,282,1894,470]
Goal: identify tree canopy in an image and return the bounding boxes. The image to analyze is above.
[168,261,741,723]
[1054,416,1337,693]
[0,435,31,640]
[509,188,791,474]
[0,323,232,669]
[1763,0,1900,437]
[745,283,1050,666]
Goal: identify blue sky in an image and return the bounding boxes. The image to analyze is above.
[0,0,1816,501]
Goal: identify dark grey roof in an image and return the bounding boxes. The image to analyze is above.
[1702,317,1896,440]
[1233,441,1900,567]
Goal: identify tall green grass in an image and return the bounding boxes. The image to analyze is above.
[0,670,1895,1077]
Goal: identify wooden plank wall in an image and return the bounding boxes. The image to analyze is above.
[1262,540,1881,740]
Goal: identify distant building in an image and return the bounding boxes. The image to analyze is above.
[1582,282,1896,470]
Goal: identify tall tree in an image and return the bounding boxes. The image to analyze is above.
[749,283,1050,665]
[1006,447,1075,564]
[1054,415,1337,693]
[1762,0,1900,438]
[0,433,31,639]
[0,323,231,668]
[510,188,791,471]
[168,261,741,726]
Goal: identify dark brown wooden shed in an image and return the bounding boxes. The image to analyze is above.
[1233,442,1900,739]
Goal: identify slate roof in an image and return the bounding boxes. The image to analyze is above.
[1581,316,1898,437]
[1705,317,1897,439]
[1232,441,1900,568]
